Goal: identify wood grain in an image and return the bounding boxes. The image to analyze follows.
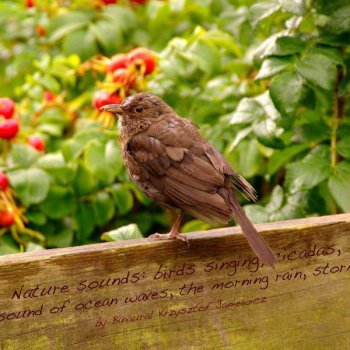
[1,213,350,349]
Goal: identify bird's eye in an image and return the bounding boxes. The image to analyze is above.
[135,106,143,113]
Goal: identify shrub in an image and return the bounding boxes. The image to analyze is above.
[0,0,348,254]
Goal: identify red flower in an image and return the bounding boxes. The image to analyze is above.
[101,0,118,4]
[0,210,15,227]
[36,25,46,37]
[128,48,156,75]
[107,54,129,73]
[44,91,54,102]
[93,90,122,110]
[29,135,45,152]
[112,68,130,85]
[0,172,9,191]
[0,98,15,119]
[25,0,35,8]
[0,120,19,139]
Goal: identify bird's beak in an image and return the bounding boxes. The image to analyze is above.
[99,104,123,115]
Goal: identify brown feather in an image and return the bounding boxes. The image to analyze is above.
[227,188,276,267]
[116,92,276,267]
[166,147,186,161]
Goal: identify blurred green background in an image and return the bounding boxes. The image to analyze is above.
[0,0,349,254]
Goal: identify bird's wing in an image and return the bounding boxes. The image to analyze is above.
[127,117,232,223]
[148,115,256,202]
[130,117,226,187]
[204,143,257,202]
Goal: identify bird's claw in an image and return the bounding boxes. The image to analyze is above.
[148,232,190,248]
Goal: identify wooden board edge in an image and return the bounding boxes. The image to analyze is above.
[0,213,349,265]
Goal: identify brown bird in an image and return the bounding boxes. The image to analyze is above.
[101,93,276,267]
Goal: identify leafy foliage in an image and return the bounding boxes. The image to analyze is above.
[0,0,348,254]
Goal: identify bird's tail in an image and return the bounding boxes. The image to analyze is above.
[228,191,276,267]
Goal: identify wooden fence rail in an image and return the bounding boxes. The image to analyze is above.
[1,213,350,349]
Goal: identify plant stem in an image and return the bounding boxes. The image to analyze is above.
[330,120,338,174]
[330,67,345,175]
[10,225,26,246]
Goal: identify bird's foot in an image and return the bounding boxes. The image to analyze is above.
[148,232,190,248]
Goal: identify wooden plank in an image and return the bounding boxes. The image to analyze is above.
[0,213,350,349]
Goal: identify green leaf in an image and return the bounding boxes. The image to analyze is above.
[101,224,143,242]
[188,37,221,75]
[270,71,304,114]
[255,56,292,80]
[181,220,211,233]
[252,118,284,148]
[266,185,284,212]
[267,143,309,175]
[296,53,336,90]
[339,75,350,97]
[62,29,98,61]
[229,98,261,124]
[37,123,63,137]
[26,243,45,252]
[49,12,90,42]
[41,75,60,94]
[272,191,307,221]
[27,85,44,101]
[314,0,346,16]
[9,144,39,168]
[254,33,305,60]
[62,139,86,163]
[294,122,330,143]
[26,210,47,226]
[255,91,281,120]
[328,161,350,211]
[253,92,284,148]
[311,46,344,67]
[249,0,281,27]
[38,152,73,182]
[40,186,76,219]
[337,123,350,139]
[9,169,50,207]
[169,0,186,12]
[84,140,118,184]
[229,139,264,178]
[246,188,308,223]
[0,236,19,255]
[92,20,122,55]
[127,182,151,206]
[228,126,253,151]
[280,0,306,15]
[105,140,124,176]
[62,128,106,163]
[230,92,283,148]
[93,192,115,226]
[146,0,171,23]
[76,128,109,143]
[100,5,137,30]
[47,228,74,248]
[38,107,66,125]
[285,146,332,193]
[244,204,269,223]
[74,201,95,243]
[109,184,134,215]
[326,5,350,34]
[72,163,97,196]
[203,30,242,57]
[338,136,350,159]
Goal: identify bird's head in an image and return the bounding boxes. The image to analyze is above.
[100,93,171,124]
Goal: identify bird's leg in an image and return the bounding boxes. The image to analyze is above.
[148,212,189,247]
